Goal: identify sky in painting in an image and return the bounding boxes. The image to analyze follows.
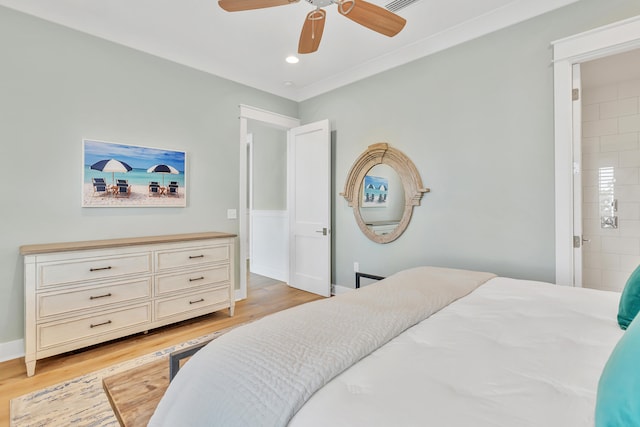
[83,140,185,172]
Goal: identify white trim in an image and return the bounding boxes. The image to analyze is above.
[553,15,640,286]
[332,284,354,295]
[0,339,24,362]
[239,105,300,129]
[238,105,300,300]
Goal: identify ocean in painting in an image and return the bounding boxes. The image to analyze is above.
[84,166,185,187]
[83,139,186,187]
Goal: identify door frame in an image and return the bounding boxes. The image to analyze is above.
[553,15,640,286]
[238,105,300,300]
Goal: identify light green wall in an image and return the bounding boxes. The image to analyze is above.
[3,0,640,346]
[300,0,640,288]
[0,6,297,344]
[248,122,287,210]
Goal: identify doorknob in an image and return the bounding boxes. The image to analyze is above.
[315,227,328,236]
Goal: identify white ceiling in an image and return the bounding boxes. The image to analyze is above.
[0,0,578,101]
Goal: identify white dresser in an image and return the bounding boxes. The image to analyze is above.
[20,232,235,376]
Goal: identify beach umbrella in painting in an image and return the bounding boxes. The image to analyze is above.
[147,164,179,185]
[90,159,132,185]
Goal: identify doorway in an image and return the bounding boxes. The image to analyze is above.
[238,105,301,300]
[238,106,332,299]
[247,122,289,287]
[553,16,640,287]
[578,49,640,292]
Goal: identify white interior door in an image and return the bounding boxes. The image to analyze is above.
[572,63,584,287]
[288,120,331,297]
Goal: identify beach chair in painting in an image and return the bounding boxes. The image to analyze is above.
[115,182,131,197]
[149,182,161,196]
[116,179,129,185]
[167,183,179,196]
[92,178,109,196]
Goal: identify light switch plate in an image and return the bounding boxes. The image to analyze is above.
[227,209,237,219]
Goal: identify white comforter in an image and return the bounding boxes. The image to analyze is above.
[149,267,495,426]
[289,277,624,427]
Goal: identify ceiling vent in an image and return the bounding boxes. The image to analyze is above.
[384,0,420,13]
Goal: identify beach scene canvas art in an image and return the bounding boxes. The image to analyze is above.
[362,175,389,208]
[82,139,187,207]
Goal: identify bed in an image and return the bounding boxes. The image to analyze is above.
[148,266,640,426]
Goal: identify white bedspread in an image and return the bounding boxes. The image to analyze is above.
[289,277,624,427]
[149,267,495,426]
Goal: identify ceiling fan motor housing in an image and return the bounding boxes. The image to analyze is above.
[305,0,335,7]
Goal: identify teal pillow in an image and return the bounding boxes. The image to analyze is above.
[617,265,640,330]
[595,316,640,426]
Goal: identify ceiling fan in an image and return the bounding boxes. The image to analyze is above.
[217,0,406,54]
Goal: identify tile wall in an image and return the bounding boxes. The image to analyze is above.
[582,79,640,291]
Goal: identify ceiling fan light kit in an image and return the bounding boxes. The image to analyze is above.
[218,0,406,54]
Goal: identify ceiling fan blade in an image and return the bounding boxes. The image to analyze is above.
[218,0,299,12]
[337,0,405,37]
[298,9,326,54]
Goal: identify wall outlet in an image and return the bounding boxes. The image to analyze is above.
[353,262,359,272]
[227,209,237,219]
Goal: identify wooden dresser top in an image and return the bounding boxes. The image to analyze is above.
[20,232,236,255]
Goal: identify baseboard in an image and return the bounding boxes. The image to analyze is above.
[332,284,354,295]
[0,338,24,362]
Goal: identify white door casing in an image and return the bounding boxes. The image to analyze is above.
[553,15,640,286]
[288,120,332,297]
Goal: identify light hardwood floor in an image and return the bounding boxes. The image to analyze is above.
[0,282,324,426]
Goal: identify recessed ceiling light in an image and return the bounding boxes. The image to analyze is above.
[286,56,299,64]
[284,81,294,87]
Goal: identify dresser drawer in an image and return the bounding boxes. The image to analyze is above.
[38,278,152,319]
[155,266,230,296]
[38,304,151,350]
[156,244,230,272]
[155,286,230,320]
[38,253,152,288]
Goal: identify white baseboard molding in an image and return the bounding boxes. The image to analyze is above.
[0,339,24,362]
[332,284,355,295]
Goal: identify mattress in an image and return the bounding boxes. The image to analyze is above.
[289,277,623,427]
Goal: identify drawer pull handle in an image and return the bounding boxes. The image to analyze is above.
[89,293,112,300]
[189,255,205,259]
[90,320,112,328]
[90,266,112,272]
[189,298,205,305]
[189,276,205,282]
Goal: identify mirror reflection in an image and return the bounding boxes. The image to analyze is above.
[359,164,405,236]
[341,142,429,244]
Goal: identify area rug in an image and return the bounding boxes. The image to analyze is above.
[10,325,241,427]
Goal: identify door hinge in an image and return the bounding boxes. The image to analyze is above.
[572,88,580,101]
[574,235,590,248]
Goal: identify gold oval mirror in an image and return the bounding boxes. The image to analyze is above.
[341,143,429,243]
